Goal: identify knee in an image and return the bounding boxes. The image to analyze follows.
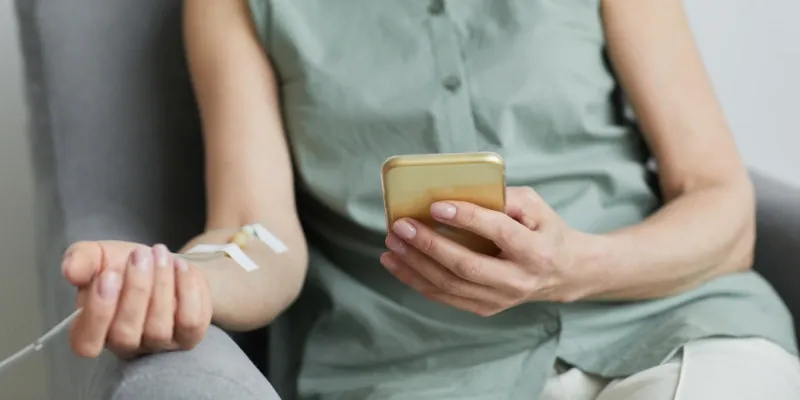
[84,325,279,400]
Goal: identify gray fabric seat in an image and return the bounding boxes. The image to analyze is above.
[14,0,800,398]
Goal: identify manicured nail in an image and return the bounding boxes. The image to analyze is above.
[392,220,417,240]
[386,235,407,255]
[175,257,189,272]
[98,271,121,300]
[431,202,457,220]
[132,246,152,273]
[153,244,170,268]
[381,253,397,271]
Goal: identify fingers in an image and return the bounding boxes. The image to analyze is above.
[107,247,154,355]
[62,242,103,287]
[390,220,521,287]
[173,257,210,350]
[70,244,211,358]
[380,252,505,317]
[69,268,123,358]
[142,244,176,350]
[384,234,504,301]
[427,201,533,254]
[380,251,438,293]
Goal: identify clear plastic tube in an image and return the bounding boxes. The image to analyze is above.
[0,308,82,377]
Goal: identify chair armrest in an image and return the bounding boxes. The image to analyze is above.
[751,170,800,336]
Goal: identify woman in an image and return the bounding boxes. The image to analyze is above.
[64,0,800,399]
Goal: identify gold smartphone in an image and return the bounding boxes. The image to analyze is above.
[381,152,506,255]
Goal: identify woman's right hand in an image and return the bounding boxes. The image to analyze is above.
[61,241,213,358]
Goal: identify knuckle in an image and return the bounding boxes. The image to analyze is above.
[70,337,101,358]
[439,278,461,295]
[143,321,173,344]
[507,278,534,296]
[460,206,479,228]
[108,325,142,350]
[419,236,437,254]
[453,258,481,279]
[496,226,518,247]
[177,314,203,332]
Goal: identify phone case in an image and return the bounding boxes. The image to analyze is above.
[381,152,506,255]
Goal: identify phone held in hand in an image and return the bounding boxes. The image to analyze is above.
[381,152,506,256]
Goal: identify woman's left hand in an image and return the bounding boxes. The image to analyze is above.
[380,186,594,316]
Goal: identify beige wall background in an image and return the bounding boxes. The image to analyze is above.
[0,0,798,398]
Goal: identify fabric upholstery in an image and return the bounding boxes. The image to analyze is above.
[752,171,800,341]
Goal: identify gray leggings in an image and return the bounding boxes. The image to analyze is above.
[84,325,280,400]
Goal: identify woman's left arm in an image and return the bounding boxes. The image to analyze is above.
[584,0,756,299]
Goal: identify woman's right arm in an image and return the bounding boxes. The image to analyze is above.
[64,0,306,359]
[182,0,308,331]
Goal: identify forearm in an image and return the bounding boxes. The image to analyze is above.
[578,176,755,300]
[181,224,308,332]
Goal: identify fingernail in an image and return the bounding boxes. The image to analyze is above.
[132,246,152,273]
[175,257,189,272]
[153,244,170,268]
[381,253,397,271]
[431,202,457,220]
[392,220,417,240]
[98,271,121,300]
[385,235,407,255]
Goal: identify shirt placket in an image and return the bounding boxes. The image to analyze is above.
[426,0,477,153]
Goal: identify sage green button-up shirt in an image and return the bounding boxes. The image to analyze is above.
[248,1,797,398]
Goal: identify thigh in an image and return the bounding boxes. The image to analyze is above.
[300,350,543,400]
[83,325,279,400]
[596,337,800,400]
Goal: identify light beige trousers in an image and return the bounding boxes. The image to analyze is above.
[541,337,800,400]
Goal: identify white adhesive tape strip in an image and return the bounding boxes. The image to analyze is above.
[248,224,289,254]
[221,244,259,272]
[185,243,259,272]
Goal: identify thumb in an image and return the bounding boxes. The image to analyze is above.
[505,187,546,229]
[62,242,103,287]
[62,240,138,286]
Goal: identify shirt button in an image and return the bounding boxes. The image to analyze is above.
[442,75,461,92]
[544,321,561,336]
[428,0,445,15]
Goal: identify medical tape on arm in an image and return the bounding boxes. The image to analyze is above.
[243,223,289,253]
[184,223,288,271]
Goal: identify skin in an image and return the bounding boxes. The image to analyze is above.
[380,0,756,314]
[63,0,308,358]
[64,0,752,356]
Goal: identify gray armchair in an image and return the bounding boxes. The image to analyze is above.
[15,0,799,399]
